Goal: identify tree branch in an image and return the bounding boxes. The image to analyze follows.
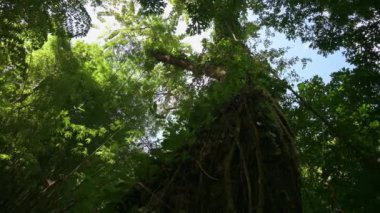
[12,78,47,103]
[150,51,226,81]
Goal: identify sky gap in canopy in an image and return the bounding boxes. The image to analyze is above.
[77,3,353,83]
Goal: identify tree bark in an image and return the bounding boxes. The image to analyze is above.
[118,51,303,212]
[151,51,227,81]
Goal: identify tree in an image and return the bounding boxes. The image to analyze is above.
[0,36,160,212]
[284,68,380,212]
[0,0,94,71]
[1,0,378,212]
[108,0,302,211]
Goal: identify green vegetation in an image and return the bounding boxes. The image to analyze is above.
[0,0,378,212]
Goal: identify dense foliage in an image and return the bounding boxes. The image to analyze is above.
[0,0,96,71]
[285,68,380,211]
[253,0,380,70]
[0,0,378,212]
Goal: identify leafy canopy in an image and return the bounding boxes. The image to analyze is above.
[0,0,379,212]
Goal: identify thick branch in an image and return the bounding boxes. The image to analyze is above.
[151,51,226,81]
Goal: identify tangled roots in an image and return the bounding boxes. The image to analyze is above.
[119,87,302,212]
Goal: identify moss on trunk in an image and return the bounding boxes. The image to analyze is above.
[119,87,302,212]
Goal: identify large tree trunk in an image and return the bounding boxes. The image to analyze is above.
[118,86,302,212]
